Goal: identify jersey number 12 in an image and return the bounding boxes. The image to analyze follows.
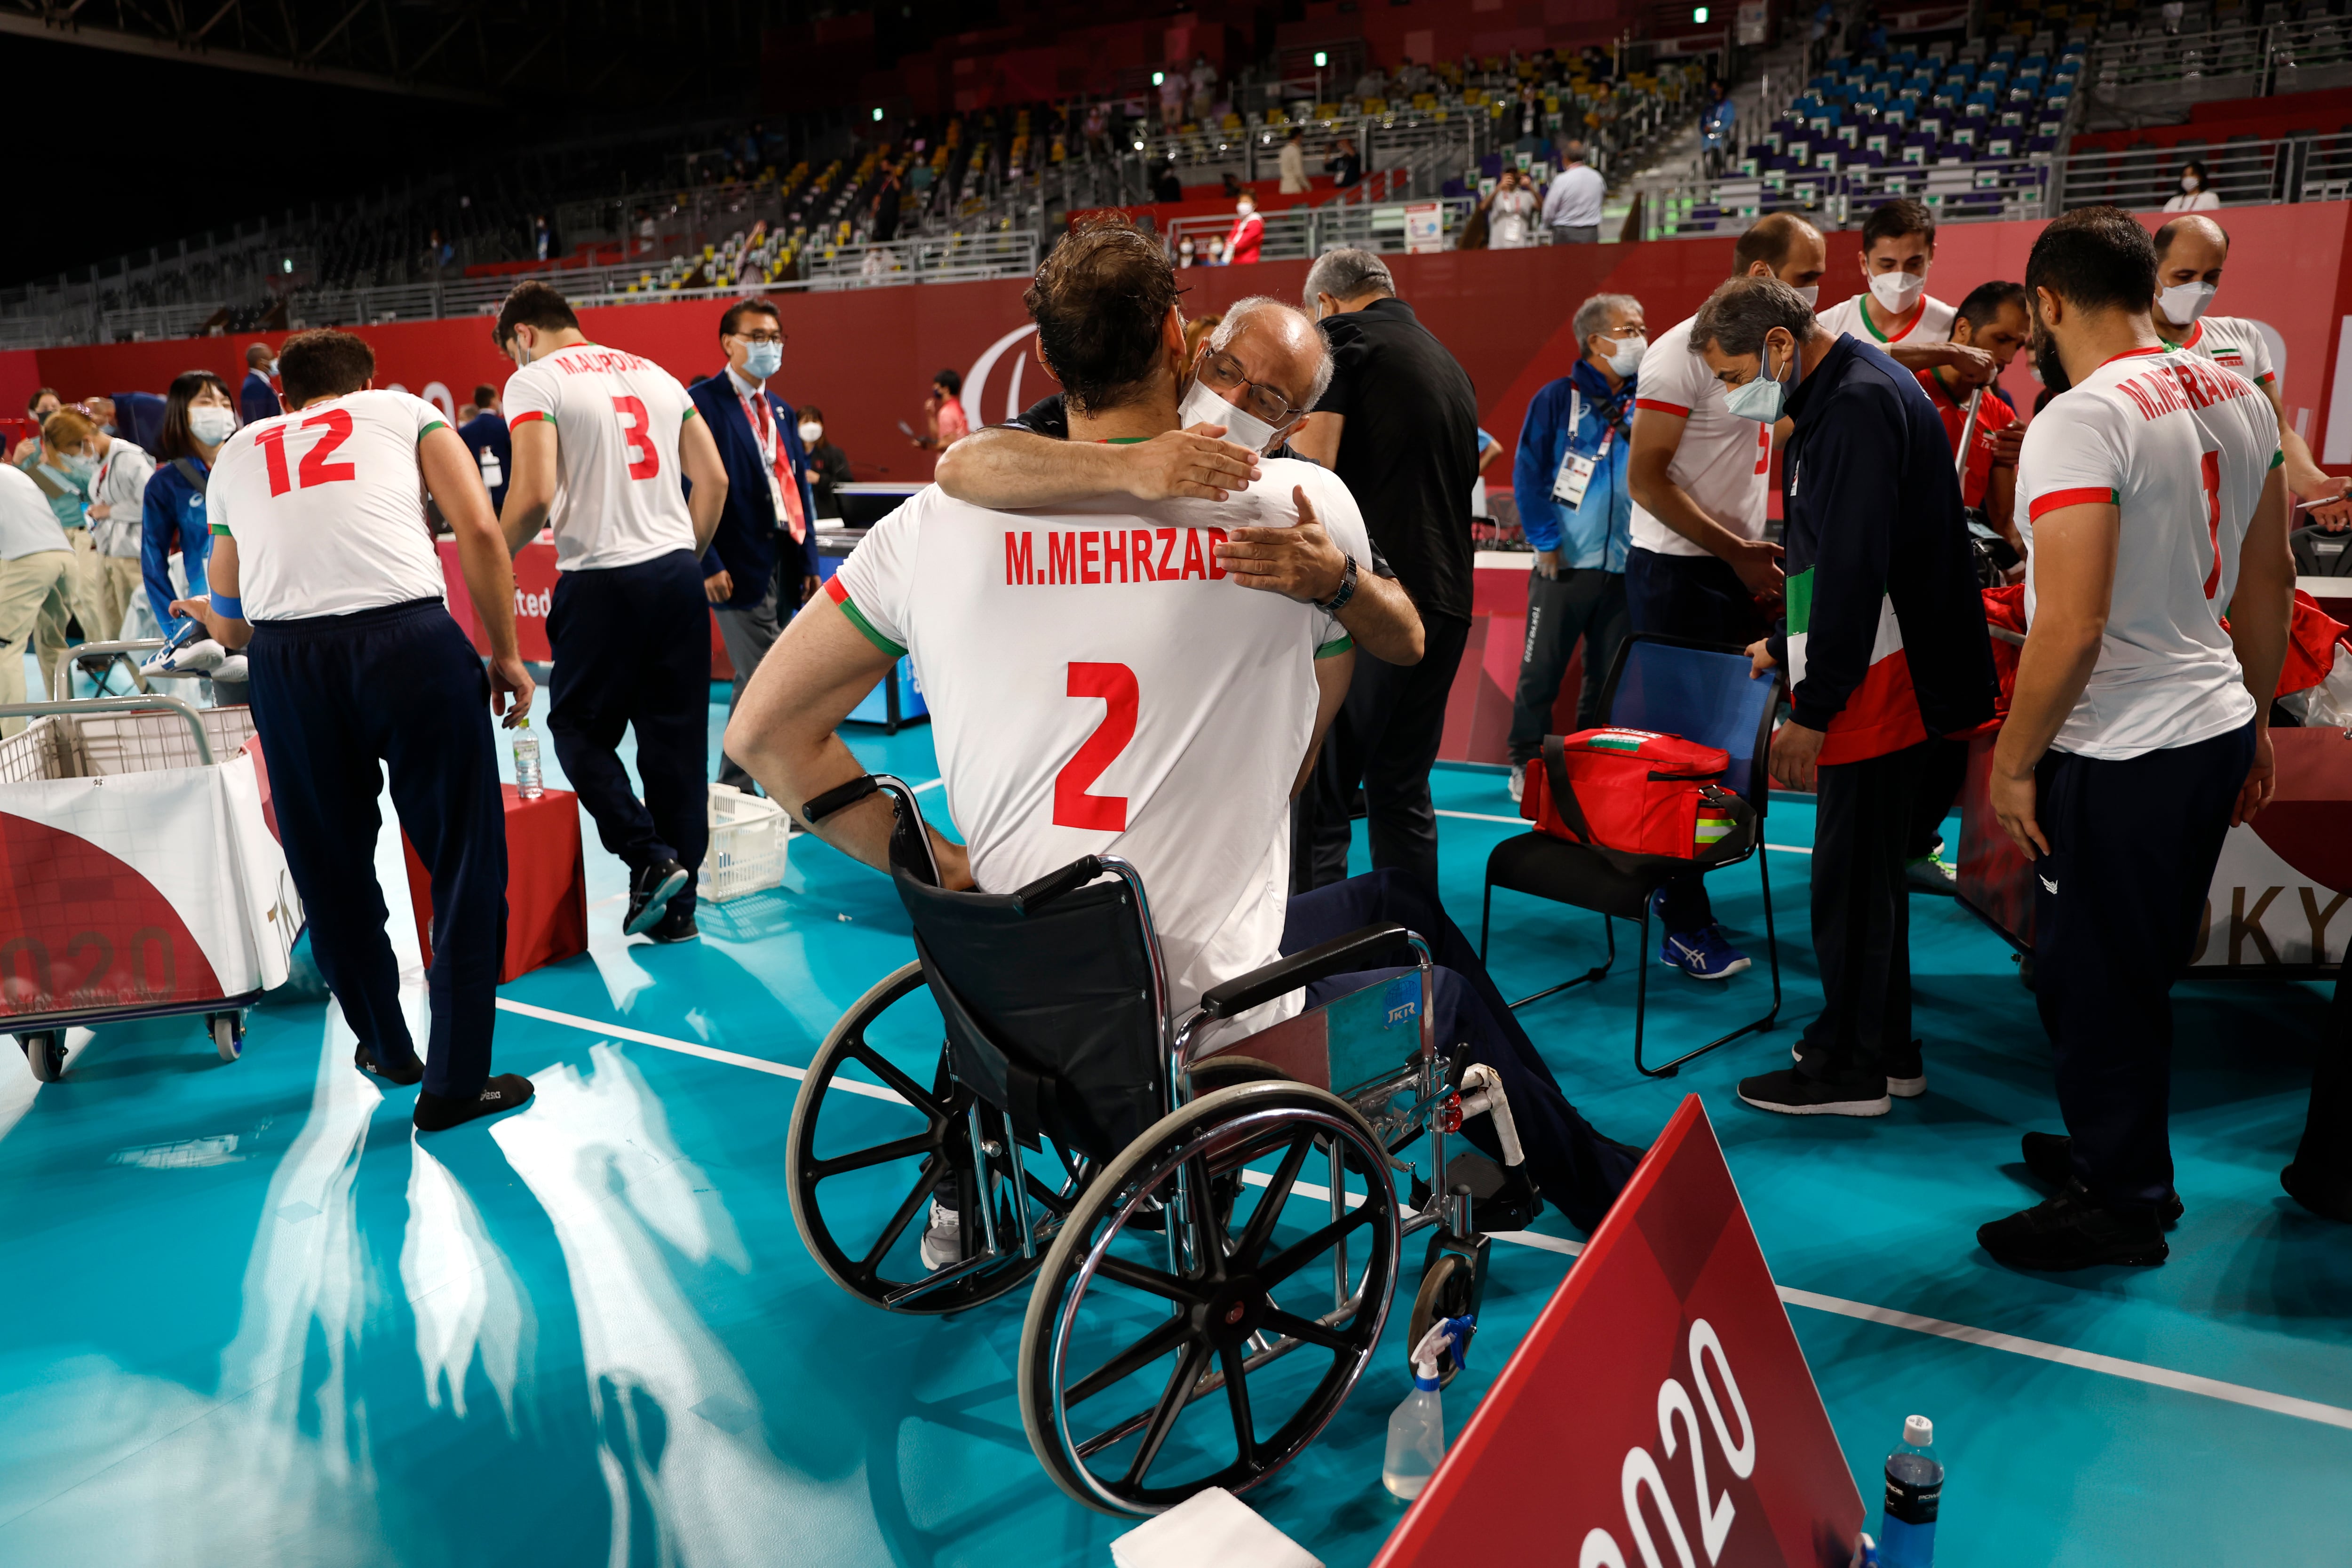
[256,410,358,497]
[1054,662,1136,832]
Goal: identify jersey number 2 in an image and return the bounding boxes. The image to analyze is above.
[256,410,358,497]
[612,395,661,480]
[2199,449,2224,600]
[1054,662,1136,832]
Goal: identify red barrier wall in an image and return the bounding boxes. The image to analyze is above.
[28,204,2352,487]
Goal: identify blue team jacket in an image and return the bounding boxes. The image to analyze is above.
[141,456,211,633]
[686,369,822,610]
[1512,360,1635,570]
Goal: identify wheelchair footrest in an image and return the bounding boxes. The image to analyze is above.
[1444,1149,1544,1234]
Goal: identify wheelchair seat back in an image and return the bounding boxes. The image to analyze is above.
[1194,969,1424,1100]
[892,868,1165,1162]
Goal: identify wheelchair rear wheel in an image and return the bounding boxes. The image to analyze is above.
[787,961,1073,1315]
[1017,1080,1401,1515]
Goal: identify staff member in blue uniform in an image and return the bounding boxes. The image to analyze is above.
[238,343,278,426]
[169,329,539,1131]
[141,369,237,638]
[690,297,821,793]
[1505,290,1643,797]
[456,382,511,516]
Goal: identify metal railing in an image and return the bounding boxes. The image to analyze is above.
[2082,16,2352,122]
[1162,196,1478,263]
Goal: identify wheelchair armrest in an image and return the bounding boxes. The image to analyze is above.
[1010,856,1105,914]
[1199,923,1417,1019]
[802,775,880,824]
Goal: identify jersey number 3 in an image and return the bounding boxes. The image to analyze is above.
[2199,449,2224,600]
[256,410,358,497]
[1054,662,1136,832]
[612,395,661,480]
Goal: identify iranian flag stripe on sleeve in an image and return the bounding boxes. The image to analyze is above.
[1782,567,1931,765]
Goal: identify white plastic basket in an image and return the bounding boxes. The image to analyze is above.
[704,782,791,901]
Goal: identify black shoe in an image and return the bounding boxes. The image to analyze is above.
[353,1041,423,1086]
[625,859,689,936]
[2281,1162,2352,1223]
[1886,1038,1926,1099]
[2020,1132,2185,1224]
[1736,1067,1890,1117]
[644,905,699,944]
[1978,1182,2169,1271]
[413,1073,535,1132]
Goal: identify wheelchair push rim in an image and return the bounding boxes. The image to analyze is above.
[787,960,1072,1315]
[1017,1080,1401,1516]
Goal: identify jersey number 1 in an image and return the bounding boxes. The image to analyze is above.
[613,395,661,480]
[256,410,358,497]
[1054,662,1136,832]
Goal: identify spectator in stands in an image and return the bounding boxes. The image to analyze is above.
[1293,248,1480,894]
[25,410,105,701]
[1621,212,1828,981]
[1505,292,1644,796]
[915,369,969,452]
[1326,135,1362,189]
[796,406,853,519]
[10,387,60,466]
[457,382,510,517]
[1355,65,1386,100]
[1488,169,1537,249]
[0,457,71,735]
[1158,69,1184,128]
[2164,159,2220,213]
[870,170,904,244]
[534,214,554,261]
[1153,160,1183,202]
[1225,193,1263,264]
[79,411,154,652]
[1188,52,1218,120]
[1816,200,1995,386]
[1513,84,1547,155]
[1178,234,1198,268]
[426,228,454,270]
[1700,277,1994,1119]
[1701,79,1737,177]
[636,205,657,256]
[2149,215,2350,528]
[239,344,278,428]
[1543,141,1605,244]
[1279,127,1309,194]
[693,298,821,793]
[141,369,237,651]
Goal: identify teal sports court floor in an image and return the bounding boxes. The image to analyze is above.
[3,682,2348,1567]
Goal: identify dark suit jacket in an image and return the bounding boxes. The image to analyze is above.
[239,371,279,427]
[686,368,822,610]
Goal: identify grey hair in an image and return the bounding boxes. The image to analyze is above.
[1573,292,1642,354]
[1302,247,1395,310]
[1688,276,1817,359]
[1209,295,1337,412]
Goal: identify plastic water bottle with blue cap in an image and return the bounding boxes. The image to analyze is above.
[1383,1313,1474,1500]
[1880,1415,1943,1566]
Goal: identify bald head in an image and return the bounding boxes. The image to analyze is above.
[1202,296,1334,444]
[1733,213,1828,291]
[246,342,274,370]
[2152,212,2231,320]
[2153,213,2230,262]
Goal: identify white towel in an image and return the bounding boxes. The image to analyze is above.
[1109,1488,1323,1568]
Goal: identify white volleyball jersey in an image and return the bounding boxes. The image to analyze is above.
[205,389,448,620]
[1629,313,1772,558]
[2170,315,2277,388]
[1815,291,1956,351]
[504,341,700,571]
[830,457,1370,1019]
[2017,345,2281,760]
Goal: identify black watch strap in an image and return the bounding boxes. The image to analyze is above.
[1316,552,1359,614]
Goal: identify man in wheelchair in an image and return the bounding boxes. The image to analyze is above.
[728,217,1643,1244]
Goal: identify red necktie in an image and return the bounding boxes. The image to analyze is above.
[750,392,806,544]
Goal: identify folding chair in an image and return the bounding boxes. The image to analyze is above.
[1478,633,1783,1078]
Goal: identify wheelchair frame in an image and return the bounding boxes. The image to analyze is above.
[783,775,1517,1515]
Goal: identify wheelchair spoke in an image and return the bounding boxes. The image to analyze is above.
[1065,1313,1194,1408]
[1182,1154,1230,1280]
[1257,1204,1379,1287]
[1218,1342,1257,1469]
[1232,1133,1314,1266]
[858,1159,942,1276]
[1096,1252,1205,1307]
[1123,1339,1213,1488]
[840,1040,944,1115]
[1260,1307,1362,1353]
[806,1131,937,1181]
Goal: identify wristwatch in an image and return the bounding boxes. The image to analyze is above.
[1316,552,1359,615]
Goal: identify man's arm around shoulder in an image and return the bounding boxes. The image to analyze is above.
[936,424,1261,509]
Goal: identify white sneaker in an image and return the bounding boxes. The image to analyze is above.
[1506,765,1525,805]
[142,637,224,677]
[210,654,249,684]
[918,1200,961,1271]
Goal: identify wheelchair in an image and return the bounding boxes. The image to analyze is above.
[785,775,1534,1516]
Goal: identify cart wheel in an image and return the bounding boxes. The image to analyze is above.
[1405,1252,1477,1389]
[19,1032,65,1083]
[211,1013,245,1063]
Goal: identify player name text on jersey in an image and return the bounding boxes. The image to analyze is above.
[1002,526,1234,587]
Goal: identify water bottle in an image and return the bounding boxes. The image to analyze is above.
[1382,1315,1470,1501]
[1880,1416,1943,1568]
[479,442,504,491]
[513,716,544,799]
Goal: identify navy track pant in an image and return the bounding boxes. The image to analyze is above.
[246,598,506,1098]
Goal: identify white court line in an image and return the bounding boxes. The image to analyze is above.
[912,778,945,794]
[496,998,2352,1433]
[1434,807,1813,853]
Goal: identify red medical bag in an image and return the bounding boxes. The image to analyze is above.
[1519,728,1753,868]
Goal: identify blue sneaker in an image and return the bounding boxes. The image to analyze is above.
[1659,923,1751,980]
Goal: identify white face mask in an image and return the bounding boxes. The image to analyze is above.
[1723,336,1793,424]
[798,422,823,445]
[1868,268,1927,315]
[2181,174,2201,192]
[2157,280,2217,326]
[1603,333,1648,377]
[61,452,97,478]
[1792,283,1820,308]
[189,406,238,446]
[1178,378,1286,454]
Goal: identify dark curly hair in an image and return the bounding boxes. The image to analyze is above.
[1023,216,1180,415]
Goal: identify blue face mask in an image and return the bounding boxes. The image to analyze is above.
[742,341,783,380]
[1724,334,1793,423]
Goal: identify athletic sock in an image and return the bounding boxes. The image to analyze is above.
[413,1074,535,1133]
[354,1042,424,1087]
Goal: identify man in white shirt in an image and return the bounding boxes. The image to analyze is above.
[1541,141,1605,243]
[1980,207,2293,1271]
[77,415,155,650]
[1277,127,1308,193]
[1813,199,1996,386]
[728,220,1642,1243]
[2149,212,2352,527]
[167,329,540,1133]
[495,281,731,943]
[0,463,71,735]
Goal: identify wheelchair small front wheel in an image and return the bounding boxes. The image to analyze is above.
[1018,1080,1401,1515]
[786,961,1047,1315]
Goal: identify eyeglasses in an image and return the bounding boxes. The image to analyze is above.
[1198,350,1304,428]
[731,330,786,346]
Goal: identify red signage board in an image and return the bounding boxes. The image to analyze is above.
[1376,1096,1864,1568]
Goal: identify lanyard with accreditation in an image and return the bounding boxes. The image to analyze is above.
[1552,385,1632,511]
[737,382,807,544]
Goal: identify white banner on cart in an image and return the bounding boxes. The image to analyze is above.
[0,754,302,1018]
[2188,823,2349,969]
